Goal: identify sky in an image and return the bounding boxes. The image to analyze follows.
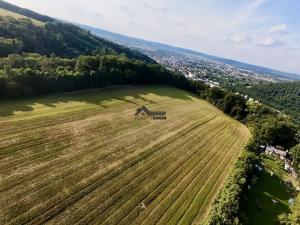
[5,0,300,74]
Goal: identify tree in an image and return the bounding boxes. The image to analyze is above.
[0,38,23,56]
[253,117,298,149]
[290,144,300,172]
[223,93,247,120]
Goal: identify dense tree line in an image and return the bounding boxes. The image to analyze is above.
[229,81,300,122]
[204,87,248,121]
[0,37,23,56]
[0,16,152,62]
[0,53,193,97]
[246,101,299,150]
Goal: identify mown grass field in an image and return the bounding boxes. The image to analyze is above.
[0,86,250,225]
[0,7,43,25]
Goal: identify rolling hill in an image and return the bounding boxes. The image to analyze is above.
[0,86,250,225]
[0,0,54,22]
[231,81,300,121]
[81,24,300,81]
[0,7,42,25]
[0,0,152,62]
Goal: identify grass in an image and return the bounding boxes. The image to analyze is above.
[0,85,250,225]
[0,8,43,26]
[240,154,294,225]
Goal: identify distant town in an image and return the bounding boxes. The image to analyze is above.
[148,50,283,88]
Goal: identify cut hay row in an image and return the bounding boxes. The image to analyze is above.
[4,117,217,225]
[49,118,228,225]
[0,86,250,225]
[0,113,211,210]
[102,125,237,225]
[134,125,239,225]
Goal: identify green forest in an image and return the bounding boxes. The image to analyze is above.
[0,16,152,61]
[0,53,193,97]
[230,82,300,122]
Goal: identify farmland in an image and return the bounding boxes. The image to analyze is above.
[0,8,43,25]
[0,85,250,225]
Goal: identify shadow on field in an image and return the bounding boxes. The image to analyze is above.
[239,169,292,225]
[0,85,194,117]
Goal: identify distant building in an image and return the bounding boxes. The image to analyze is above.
[265,145,288,158]
[135,106,167,120]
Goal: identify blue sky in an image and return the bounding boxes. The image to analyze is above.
[6,0,300,74]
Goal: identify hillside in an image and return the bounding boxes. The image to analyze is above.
[0,0,54,22]
[0,1,152,62]
[81,24,300,81]
[231,82,300,122]
[0,86,250,225]
[0,7,42,25]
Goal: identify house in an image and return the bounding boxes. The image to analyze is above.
[265,145,288,158]
[135,106,167,120]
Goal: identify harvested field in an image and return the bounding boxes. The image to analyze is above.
[0,8,43,25]
[0,86,250,225]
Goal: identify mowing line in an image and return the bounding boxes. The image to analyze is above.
[0,113,209,210]
[137,125,237,225]
[98,122,233,225]
[46,118,224,225]
[169,130,241,225]
[2,116,217,225]
[63,119,227,225]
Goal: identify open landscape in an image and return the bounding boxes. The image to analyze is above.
[0,86,250,225]
[0,1,299,224]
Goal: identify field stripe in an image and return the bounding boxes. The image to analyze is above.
[55,118,227,225]
[1,116,216,224]
[0,86,250,225]
[98,122,234,225]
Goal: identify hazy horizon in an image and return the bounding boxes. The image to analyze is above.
[5,0,300,74]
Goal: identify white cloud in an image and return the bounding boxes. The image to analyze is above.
[143,2,170,12]
[238,0,268,14]
[226,33,284,48]
[227,23,288,48]
[226,33,252,44]
[253,36,283,47]
[267,24,287,34]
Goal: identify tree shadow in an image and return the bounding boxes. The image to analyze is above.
[239,169,292,225]
[0,85,194,118]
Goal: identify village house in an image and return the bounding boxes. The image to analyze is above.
[265,145,288,158]
[135,106,167,120]
[264,145,298,179]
